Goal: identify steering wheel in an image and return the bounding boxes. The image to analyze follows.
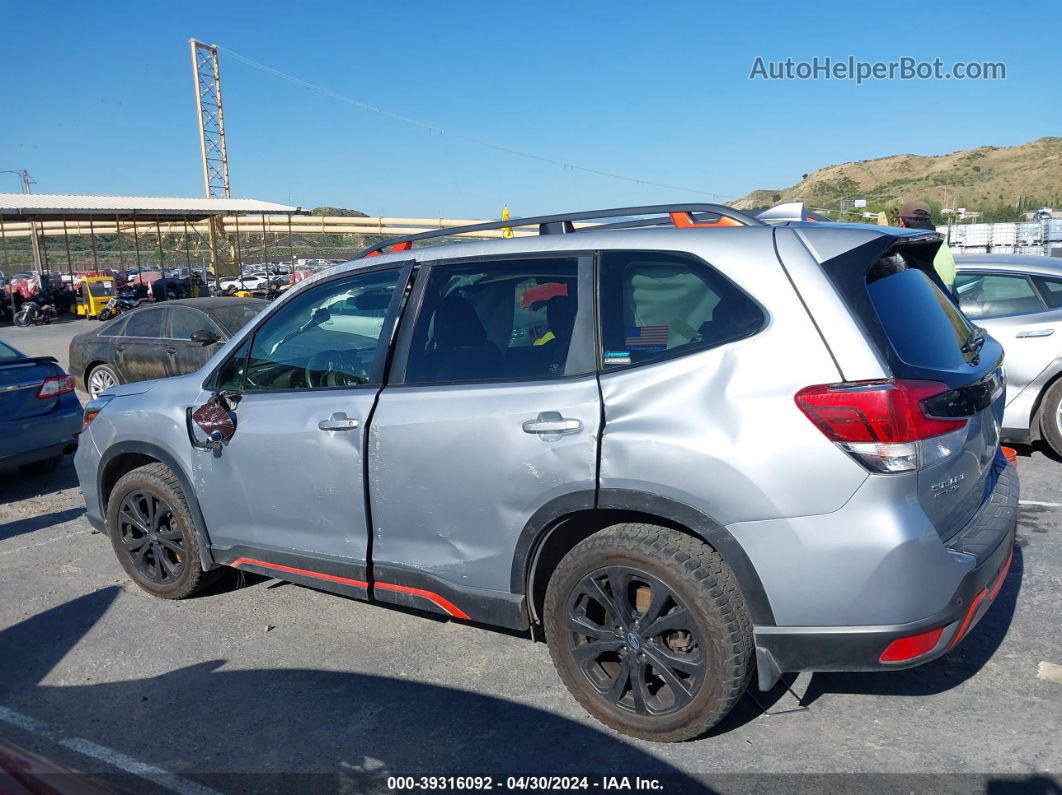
[305,349,370,388]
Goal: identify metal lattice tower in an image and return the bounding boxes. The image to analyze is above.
[190,40,231,199]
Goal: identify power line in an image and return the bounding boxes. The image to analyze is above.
[216,45,731,200]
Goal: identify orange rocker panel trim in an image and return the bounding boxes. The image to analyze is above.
[230,557,471,620]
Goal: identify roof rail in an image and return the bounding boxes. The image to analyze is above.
[353,203,764,259]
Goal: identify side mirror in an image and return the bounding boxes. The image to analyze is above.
[190,329,221,346]
[188,395,237,449]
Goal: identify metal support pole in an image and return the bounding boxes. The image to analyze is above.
[288,213,294,267]
[132,215,142,284]
[115,215,124,272]
[183,216,192,270]
[89,216,100,271]
[37,221,49,280]
[155,220,165,273]
[0,219,13,323]
[259,214,267,269]
[62,217,73,278]
[234,214,243,279]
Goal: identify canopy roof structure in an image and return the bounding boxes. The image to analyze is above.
[0,193,303,221]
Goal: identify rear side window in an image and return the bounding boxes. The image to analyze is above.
[954,272,1045,319]
[599,251,763,369]
[868,261,974,370]
[124,308,164,338]
[1034,276,1062,309]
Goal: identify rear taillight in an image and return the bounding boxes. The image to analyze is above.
[37,374,76,399]
[795,380,968,473]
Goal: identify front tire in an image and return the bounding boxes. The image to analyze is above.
[544,524,753,742]
[14,309,31,327]
[1039,379,1062,458]
[106,463,217,599]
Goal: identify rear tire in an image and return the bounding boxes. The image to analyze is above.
[19,455,63,476]
[106,463,218,599]
[544,524,753,742]
[87,363,120,399]
[1039,380,1062,459]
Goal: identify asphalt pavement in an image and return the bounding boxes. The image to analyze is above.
[1,320,1059,794]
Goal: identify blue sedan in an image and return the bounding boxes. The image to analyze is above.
[0,339,82,475]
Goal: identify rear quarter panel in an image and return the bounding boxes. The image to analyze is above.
[598,229,869,526]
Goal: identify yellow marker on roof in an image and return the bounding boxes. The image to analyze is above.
[502,206,513,239]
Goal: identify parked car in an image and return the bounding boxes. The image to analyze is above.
[74,205,1016,742]
[69,297,267,399]
[955,254,1062,456]
[218,274,268,292]
[0,339,81,475]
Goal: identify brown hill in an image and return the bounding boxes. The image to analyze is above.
[732,137,1062,214]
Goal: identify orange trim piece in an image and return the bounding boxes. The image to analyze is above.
[391,241,412,252]
[375,582,471,620]
[668,211,743,228]
[949,548,1013,649]
[231,557,368,589]
[229,558,470,620]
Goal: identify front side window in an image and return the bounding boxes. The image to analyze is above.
[405,258,583,384]
[124,307,165,338]
[239,269,400,391]
[598,251,764,369]
[954,272,1045,319]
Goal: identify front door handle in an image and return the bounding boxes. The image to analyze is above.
[165,347,177,355]
[1016,328,1055,338]
[522,411,581,436]
[318,412,360,431]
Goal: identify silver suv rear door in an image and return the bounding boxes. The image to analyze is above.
[368,254,599,624]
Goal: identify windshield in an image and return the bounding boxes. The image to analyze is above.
[0,340,20,361]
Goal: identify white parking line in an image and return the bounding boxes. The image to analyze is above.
[1019,500,1062,508]
[0,705,223,795]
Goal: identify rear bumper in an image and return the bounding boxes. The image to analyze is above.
[0,397,82,469]
[753,459,1018,690]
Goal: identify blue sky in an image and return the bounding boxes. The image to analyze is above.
[2,1,1058,218]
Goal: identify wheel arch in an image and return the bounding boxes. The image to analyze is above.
[1029,365,1062,443]
[98,442,217,570]
[514,489,776,627]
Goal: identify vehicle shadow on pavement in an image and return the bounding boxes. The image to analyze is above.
[0,460,81,505]
[800,544,1023,706]
[0,588,709,793]
[0,506,85,542]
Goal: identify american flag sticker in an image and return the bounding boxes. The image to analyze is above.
[624,325,669,351]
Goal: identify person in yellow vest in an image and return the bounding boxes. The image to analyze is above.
[897,200,956,290]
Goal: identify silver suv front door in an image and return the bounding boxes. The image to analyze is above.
[189,265,409,582]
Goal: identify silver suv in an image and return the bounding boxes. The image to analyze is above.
[75,204,1017,742]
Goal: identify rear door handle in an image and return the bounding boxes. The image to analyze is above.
[1016,328,1054,338]
[522,411,581,435]
[318,412,360,431]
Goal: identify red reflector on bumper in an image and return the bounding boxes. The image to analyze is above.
[879,626,945,663]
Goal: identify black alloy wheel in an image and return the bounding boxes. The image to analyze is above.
[566,565,706,717]
[116,490,186,585]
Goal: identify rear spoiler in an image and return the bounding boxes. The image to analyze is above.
[1,355,58,368]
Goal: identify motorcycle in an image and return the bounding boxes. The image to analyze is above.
[97,289,145,321]
[14,298,58,327]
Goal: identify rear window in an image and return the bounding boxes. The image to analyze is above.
[0,341,19,360]
[208,302,267,335]
[867,257,975,371]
